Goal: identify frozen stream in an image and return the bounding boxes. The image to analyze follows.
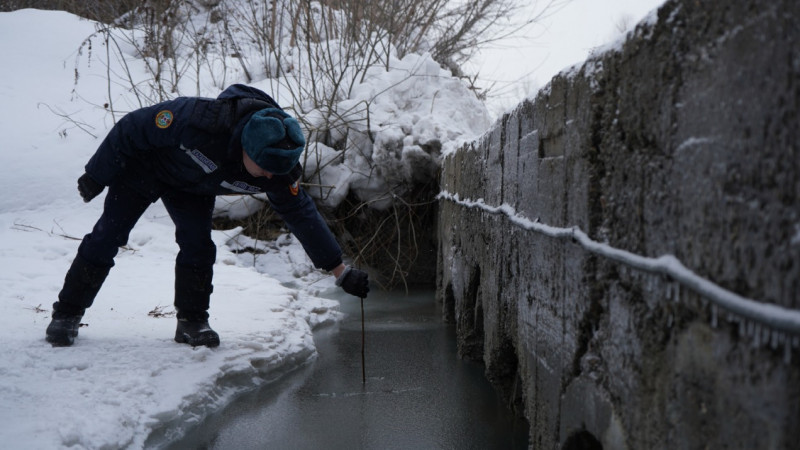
[168,289,528,449]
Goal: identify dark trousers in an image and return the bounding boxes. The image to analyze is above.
[57,181,216,318]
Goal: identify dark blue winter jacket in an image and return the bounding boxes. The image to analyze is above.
[85,84,343,271]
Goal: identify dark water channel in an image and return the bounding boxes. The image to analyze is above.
[171,289,529,449]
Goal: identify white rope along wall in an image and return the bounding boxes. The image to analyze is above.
[438,191,800,341]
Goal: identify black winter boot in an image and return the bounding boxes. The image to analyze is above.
[174,318,220,347]
[46,305,84,347]
[47,255,109,347]
[173,265,217,347]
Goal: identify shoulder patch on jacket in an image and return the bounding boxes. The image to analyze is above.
[155,110,174,129]
[289,180,299,196]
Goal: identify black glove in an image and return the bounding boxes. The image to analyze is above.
[77,173,104,203]
[336,266,370,298]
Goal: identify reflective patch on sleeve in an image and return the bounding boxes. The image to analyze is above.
[180,144,218,173]
[221,180,262,194]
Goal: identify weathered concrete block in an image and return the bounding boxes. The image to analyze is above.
[437,0,800,448]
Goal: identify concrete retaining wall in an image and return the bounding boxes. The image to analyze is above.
[437,0,800,448]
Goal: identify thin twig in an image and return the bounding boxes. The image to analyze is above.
[36,103,98,139]
[361,296,366,384]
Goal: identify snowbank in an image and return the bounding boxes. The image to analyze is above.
[303,52,492,210]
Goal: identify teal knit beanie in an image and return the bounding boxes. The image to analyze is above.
[241,108,306,175]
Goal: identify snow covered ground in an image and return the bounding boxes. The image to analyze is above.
[0,2,668,448]
[0,9,345,449]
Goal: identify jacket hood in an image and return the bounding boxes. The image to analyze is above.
[219,84,284,159]
[217,84,277,104]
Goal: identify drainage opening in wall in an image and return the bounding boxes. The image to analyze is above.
[561,429,603,450]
